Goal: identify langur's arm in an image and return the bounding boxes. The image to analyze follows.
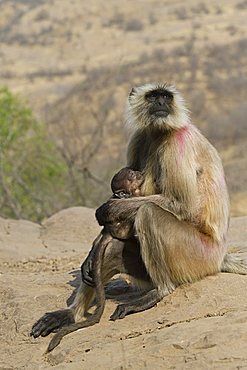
[95,195,181,227]
[83,195,178,287]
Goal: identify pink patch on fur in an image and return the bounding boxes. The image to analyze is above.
[199,233,215,259]
[200,233,211,247]
[175,125,190,162]
[212,174,226,191]
[219,174,226,187]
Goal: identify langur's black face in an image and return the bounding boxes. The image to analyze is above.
[128,83,189,131]
[145,88,173,118]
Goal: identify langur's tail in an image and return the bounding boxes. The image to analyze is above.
[221,253,247,275]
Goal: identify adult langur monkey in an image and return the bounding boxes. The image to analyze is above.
[31,83,247,351]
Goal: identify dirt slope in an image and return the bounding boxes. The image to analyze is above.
[0,207,247,369]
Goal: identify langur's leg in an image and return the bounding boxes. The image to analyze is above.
[31,239,124,338]
[108,203,225,322]
[30,285,95,338]
[31,238,152,338]
[107,206,178,322]
[109,238,163,321]
[135,203,225,289]
[110,288,165,321]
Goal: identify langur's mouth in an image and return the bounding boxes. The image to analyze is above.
[149,106,170,117]
[153,110,169,117]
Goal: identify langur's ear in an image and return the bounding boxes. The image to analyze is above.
[129,87,137,100]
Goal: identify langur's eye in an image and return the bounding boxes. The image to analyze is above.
[149,94,156,101]
[146,93,156,102]
[163,93,173,100]
[114,191,127,198]
[119,191,126,198]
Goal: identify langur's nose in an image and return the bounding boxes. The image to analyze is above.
[157,97,165,105]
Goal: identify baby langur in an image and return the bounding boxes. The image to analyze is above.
[82,167,144,287]
[82,167,144,288]
[31,167,144,352]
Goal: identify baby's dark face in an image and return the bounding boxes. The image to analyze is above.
[111,168,144,198]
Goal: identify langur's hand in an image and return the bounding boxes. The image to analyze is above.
[95,199,123,225]
[95,201,111,225]
[95,198,137,226]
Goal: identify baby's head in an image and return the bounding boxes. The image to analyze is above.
[111,168,144,199]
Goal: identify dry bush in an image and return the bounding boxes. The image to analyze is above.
[148,13,157,25]
[124,19,144,32]
[191,2,209,15]
[34,9,49,22]
[102,13,125,28]
[103,13,143,32]
[236,0,247,9]
[174,7,189,20]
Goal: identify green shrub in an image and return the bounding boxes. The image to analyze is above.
[0,87,67,222]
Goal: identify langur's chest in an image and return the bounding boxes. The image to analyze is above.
[140,137,166,170]
[141,141,167,194]
[143,144,185,194]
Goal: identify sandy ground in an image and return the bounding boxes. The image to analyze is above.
[0,207,247,370]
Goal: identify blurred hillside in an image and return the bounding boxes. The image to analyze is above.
[0,0,246,218]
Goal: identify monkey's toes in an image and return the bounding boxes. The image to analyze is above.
[30,309,74,338]
[110,304,128,321]
[46,333,63,353]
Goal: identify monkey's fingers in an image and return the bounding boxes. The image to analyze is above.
[30,309,74,338]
